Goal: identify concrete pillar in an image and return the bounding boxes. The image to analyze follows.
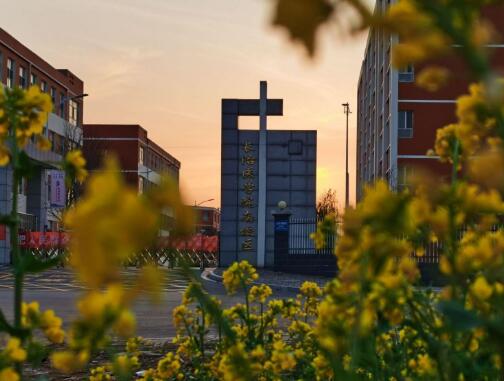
[257,81,267,267]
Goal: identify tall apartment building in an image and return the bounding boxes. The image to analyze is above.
[356,2,504,201]
[0,28,85,262]
[83,124,180,236]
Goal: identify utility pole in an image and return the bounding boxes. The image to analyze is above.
[342,103,351,209]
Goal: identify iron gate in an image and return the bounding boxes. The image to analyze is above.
[274,216,338,277]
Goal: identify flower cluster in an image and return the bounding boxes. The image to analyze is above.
[64,149,88,184]
[0,85,52,164]
[222,260,259,294]
[382,0,449,69]
[21,302,66,344]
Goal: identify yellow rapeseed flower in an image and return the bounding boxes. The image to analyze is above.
[471,276,493,301]
[469,338,479,353]
[114,309,136,338]
[157,352,181,379]
[416,66,450,92]
[5,338,27,362]
[36,134,52,151]
[299,281,322,298]
[45,327,65,344]
[249,284,272,303]
[40,309,63,329]
[51,350,89,373]
[65,149,88,184]
[89,366,111,381]
[64,158,159,288]
[222,261,259,295]
[416,354,435,376]
[0,367,19,381]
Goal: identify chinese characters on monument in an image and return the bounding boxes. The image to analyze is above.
[240,141,257,251]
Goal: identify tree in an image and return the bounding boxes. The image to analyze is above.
[316,189,339,219]
[47,120,84,227]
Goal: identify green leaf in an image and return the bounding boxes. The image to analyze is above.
[437,300,481,330]
[179,261,237,342]
[0,308,14,333]
[0,308,31,338]
[15,151,35,178]
[27,341,49,367]
[0,214,16,226]
[271,0,334,56]
[21,250,64,273]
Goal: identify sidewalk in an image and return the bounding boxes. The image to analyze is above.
[203,267,333,292]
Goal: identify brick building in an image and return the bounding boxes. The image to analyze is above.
[0,28,85,262]
[83,124,180,235]
[192,206,220,236]
[356,2,504,200]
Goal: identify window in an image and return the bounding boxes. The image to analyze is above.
[399,65,414,82]
[139,147,144,165]
[0,52,3,83]
[19,66,27,88]
[50,87,56,108]
[47,173,51,202]
[18,177,28,195]
[60,92,65,116]
[138,177,144,194]
[69,100,78,125]
[53,133,63,154]
[48,131,55,149]
[40,80,47,93]
[398,110,413,138]
[398,165,413,191]
[30,73,37,86]
[6,58,15,88]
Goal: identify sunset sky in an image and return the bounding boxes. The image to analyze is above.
[4,0,368,208]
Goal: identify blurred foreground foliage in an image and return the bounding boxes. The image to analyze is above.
[3,0,504,380]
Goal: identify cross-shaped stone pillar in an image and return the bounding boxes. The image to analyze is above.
[220,82,283,267]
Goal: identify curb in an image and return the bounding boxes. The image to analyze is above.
[201,267,301,293]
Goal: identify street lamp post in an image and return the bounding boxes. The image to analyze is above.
[342,103,351,209]
[195,198,215,207]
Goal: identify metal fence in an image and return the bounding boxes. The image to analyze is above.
[289,217,336,255]
[272,217,338,277]
[128,248,218,268]
[25,247,218,269]
[410,225,504,265]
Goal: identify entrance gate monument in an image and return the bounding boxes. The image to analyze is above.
[220,82,317,268]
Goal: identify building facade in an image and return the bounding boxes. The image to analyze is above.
[0,28,85,263]
[356,2,504,200]
[192,206,221,236]
[83,124,181,235]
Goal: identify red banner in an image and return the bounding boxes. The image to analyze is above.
[19,232,70,248]
[19,232,218,252]
[159,234,219,252]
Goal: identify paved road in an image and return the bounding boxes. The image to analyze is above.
[0,267,193,292]
[0,267,294,340]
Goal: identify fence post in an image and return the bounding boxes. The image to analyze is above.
[272,208,291,272]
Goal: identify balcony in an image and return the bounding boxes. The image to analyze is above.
[25,112,82,166]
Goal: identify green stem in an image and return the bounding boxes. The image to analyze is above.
[7,99,23,378]
[451,139,460,185]
[200,308,205,359]
[11,172,21,328]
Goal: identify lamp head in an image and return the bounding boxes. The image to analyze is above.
[278,200,287,210]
